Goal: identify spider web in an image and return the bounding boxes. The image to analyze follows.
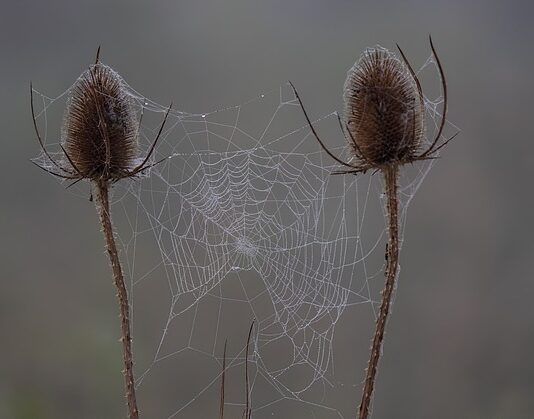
[31,53,452,418]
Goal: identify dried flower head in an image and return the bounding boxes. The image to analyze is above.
[62,62,139,181]
[31,48,170,185]
[291,36,456,175]
[343,46,424,167]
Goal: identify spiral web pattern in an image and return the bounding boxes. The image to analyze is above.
[121,86,373,418]
[31,56,448,417]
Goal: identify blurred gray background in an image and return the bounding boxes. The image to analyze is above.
[1,0,534,418]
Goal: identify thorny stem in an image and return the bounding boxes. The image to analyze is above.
[358,165,399,419]
[95,180,139,419]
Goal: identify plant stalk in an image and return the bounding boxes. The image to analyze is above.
[358,165,399,419]
[95,180,139,419]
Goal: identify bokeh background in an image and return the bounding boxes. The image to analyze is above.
[1,0,533,418]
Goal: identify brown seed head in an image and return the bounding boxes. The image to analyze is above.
[62,62,138,181]
[343,46,424,167]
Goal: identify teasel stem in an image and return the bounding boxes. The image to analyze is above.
[358,164,399,419]
[95,179,139,419]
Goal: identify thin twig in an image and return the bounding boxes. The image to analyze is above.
[243,321,254,419]
[220,339,227,419]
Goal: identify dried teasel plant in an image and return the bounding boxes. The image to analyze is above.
[291,36,457,419]
[31,48,171,419]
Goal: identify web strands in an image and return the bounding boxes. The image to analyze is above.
[126,85,373,413]
[122,65,449,416]
[156,151,350,307]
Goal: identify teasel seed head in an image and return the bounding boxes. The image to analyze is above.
[292,36,452,177]
[343,46,424,167]
[62,60,139,182]
[32,48,170,187]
